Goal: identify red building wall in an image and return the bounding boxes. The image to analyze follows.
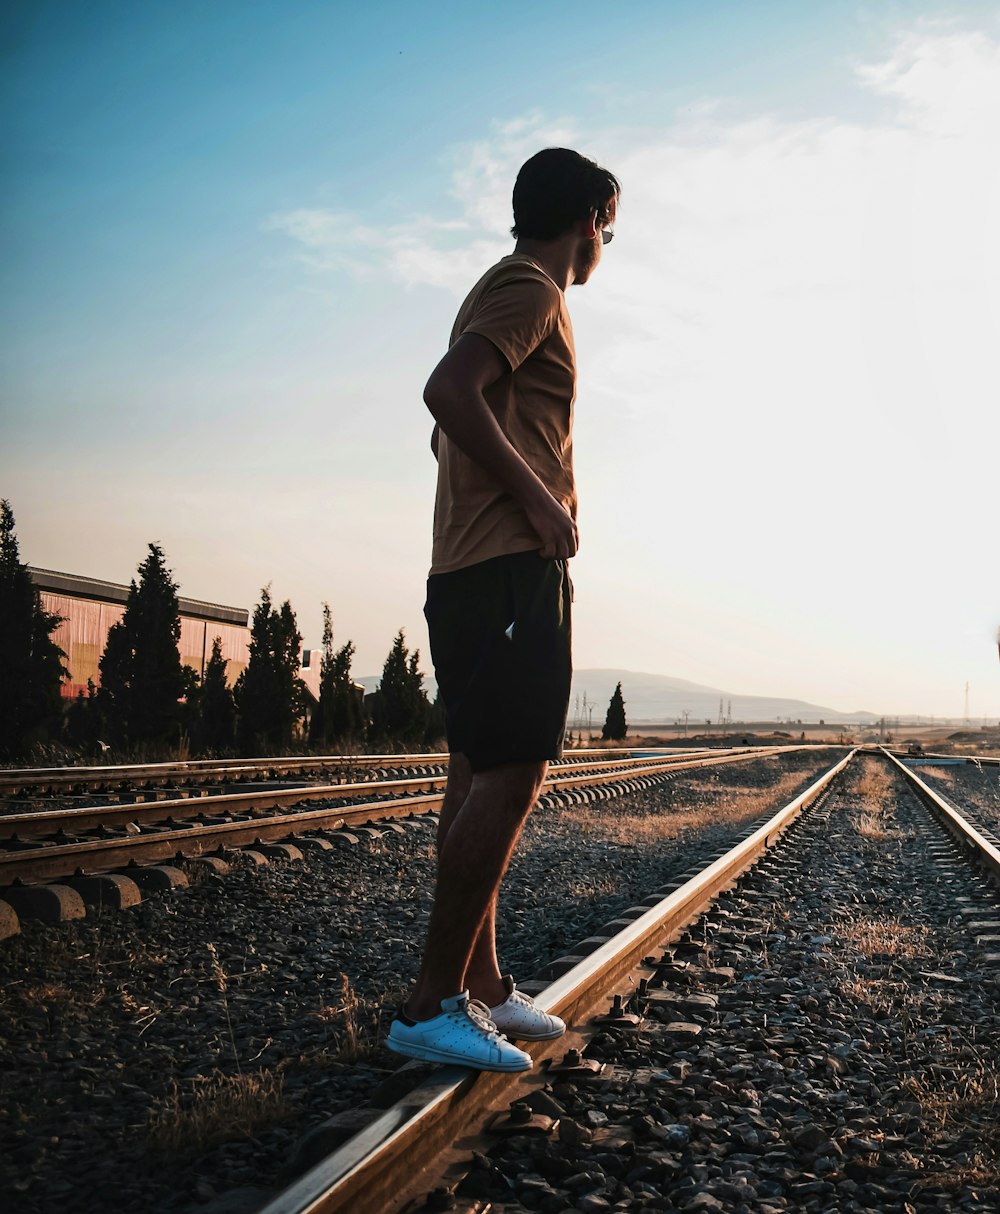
[31,571,251,700]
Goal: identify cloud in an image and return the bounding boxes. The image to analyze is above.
[266,112,583,292]
[268,22,1000,510]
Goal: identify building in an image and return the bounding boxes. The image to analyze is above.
[29,568,250,699]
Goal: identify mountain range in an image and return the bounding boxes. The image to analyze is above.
[357,667,877,725]
[565,669,877,726]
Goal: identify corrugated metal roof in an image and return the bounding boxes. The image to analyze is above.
[28,567,249,627]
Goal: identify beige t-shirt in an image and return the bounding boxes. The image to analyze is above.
[430,255,577,575]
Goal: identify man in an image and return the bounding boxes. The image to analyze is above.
[388,148,621,1071]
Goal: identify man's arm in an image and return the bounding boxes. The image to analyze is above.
[424,332,578,560]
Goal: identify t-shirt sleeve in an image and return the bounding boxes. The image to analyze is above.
[461,275,560,372]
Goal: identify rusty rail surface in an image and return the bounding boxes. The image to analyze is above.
[255,750,856,1214]
[0,748,660,797]
[0,749,765,841]
[0,754,452,798]
[0,746,826,886]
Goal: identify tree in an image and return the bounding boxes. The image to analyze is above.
[602,682,627,741]
[234,587,304,753]
[97,543,185,749]
[190,637,235,754]
[328,640,363,743]
[0,499,67,757]
[369,630,430,747]
[98,614,134,746]
[309,603,336,747]
[309,604,363,748]
[65,680,103,753]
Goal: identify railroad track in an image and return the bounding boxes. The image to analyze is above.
[0,755,452,803]
[0,748,693,800]
[0,746,823,910]
[892,749,1000,768]
[253,748,1000,1214]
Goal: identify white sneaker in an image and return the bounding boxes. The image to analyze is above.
[386,992,533,1072]
[489,976,566,1041]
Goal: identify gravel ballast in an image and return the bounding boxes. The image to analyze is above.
[455,756,1000,1212]
[3,750,843,1212]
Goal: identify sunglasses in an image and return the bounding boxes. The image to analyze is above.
[601,227,614,245]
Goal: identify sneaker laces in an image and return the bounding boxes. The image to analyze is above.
[465,998,503,1038]
[467,998,499,1028]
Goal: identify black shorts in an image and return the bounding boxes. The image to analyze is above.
[424,550,572,772]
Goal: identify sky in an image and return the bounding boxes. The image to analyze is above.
[2,0,999,719]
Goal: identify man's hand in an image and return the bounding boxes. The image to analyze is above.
[523,489,578,560]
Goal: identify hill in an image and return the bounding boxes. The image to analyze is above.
[356,667,877,725]
[569,669,877,726]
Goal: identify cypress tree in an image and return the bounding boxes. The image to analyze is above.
[310,605,363,748]
[98,614,134,746]
[97,543,185,750]
[309,603,336,746]
[234,588,303,754]
[329,641,363,743]
[0,499,67,757]
[65,680,103,753]
[602,682,628,741]
[371,630,429,747]
[190,637,235,754]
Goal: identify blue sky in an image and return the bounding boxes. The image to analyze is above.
[3,1,999,716]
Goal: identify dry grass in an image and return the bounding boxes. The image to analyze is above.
[9,981,76,1009]
[837,915,931,960]
[903,1060,1000,1192]
[919,766,955,785]
[904,1059,1000,1134]
[563,771,812,845]
[3,978,105,1019]
[849,761,895,802]
[146,1070,287,1155]
[840,975,922,1016]
[565,874,618,900]
[312,974,383,1062]
[843,757,905,839]
[206,942,241,1071]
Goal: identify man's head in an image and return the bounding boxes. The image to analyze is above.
[511,148,620,242]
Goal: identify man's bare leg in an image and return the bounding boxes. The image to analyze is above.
[432,753,507,1007]
[407,757,546,1021]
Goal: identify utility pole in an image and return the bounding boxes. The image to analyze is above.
[964,681,970,724]
[682,709,690,737]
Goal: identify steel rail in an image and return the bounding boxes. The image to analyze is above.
[0,748,652,796]
[0,774,450,840]
[0,747,792,842]
[0,754,450,797]
[889,749,1000,768]
[547,743,816,792]
[255,750,855,1214]
[0,747,824,885]
[882,748,1000,885]
[0,742,820,797]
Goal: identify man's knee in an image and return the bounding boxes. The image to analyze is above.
[471,759,547,815]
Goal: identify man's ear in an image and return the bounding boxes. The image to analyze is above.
[578,211,599,240]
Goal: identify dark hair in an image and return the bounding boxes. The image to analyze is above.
[511,148,621,241]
